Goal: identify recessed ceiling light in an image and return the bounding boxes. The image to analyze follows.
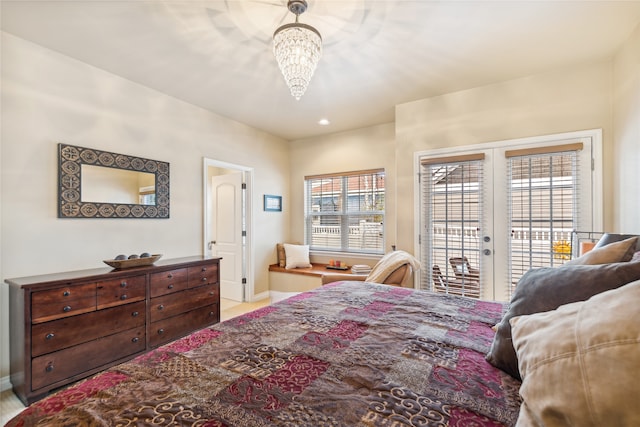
[318,118,330,126]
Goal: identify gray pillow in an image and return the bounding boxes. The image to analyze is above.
[486,261,640,380]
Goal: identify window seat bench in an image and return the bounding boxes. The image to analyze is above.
[268,263,360,292]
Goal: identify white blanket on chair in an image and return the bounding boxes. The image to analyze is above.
[366,250,421,283]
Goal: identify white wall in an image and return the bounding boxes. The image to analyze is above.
[395,61,616,252]
[0,33,290,381]
[613,23,640,233]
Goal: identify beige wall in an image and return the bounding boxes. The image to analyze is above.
[613,23,640,233]
[395,61,615,252]
[0,33,290,381]
[288,123,396,266]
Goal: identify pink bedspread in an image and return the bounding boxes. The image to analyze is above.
[7,281,521,426]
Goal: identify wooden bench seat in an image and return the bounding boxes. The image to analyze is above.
[268,263,354,276]
[268,263,360,292]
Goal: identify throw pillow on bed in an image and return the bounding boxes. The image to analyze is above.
[283,243,312,269]
[564,236,637,266]
[486,260,640,380]
[510,280,640,427]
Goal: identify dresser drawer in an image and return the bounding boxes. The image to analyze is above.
[150,283,219,323]
[32,283,97,324]
[96,275,146,309]
[32,301,145,357]
[187,264,218,288]
[150,268,188,298]
[149,304,219,348]
[31,326,145,391]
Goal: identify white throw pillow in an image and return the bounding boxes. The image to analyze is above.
[283,244,312,269]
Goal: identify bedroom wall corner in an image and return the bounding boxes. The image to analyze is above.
[613,22,640,234]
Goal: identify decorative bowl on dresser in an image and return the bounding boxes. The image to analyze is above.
[5,256,221,405]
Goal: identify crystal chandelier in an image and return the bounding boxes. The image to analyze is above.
[273,0,322,100]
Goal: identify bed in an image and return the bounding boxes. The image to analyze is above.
[6,281,522,426]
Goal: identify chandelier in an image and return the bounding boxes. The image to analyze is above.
[273,0,322,100]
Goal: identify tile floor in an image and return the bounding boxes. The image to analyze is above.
[0,296,277,425]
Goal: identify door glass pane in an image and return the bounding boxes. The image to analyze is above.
[422,161,483,298]
[508,151,578,295]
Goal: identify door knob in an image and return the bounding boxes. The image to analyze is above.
[483,249,492,256]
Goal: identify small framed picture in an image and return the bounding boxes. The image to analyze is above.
[264,194,282,212]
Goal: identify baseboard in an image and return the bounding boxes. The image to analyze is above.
[249,290,270,303]
[270,290,301,303]
[1,375,11,392]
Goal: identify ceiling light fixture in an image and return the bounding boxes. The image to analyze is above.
[273,0,322,100]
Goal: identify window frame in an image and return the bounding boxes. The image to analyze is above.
[304,169,386,255]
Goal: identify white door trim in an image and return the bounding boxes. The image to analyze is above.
[203,158,254,302]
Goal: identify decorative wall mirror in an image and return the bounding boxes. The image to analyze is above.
[58,143,170,218]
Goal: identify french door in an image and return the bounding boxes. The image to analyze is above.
[418,130,601,301]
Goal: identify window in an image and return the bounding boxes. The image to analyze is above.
[305,169,385,254]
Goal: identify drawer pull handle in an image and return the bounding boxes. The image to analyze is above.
[158,328,165,335]
[158,305,164,310]
[131,337,139,343]
[201,267,207,272]
[209,311,214,317]
[120,294,128,300]
[63,291,70,297]
[120,281,127,288]
[45,364,54,373]
[168,273,173,279]
[45,333,55,340]
[132,311,139,317]
[63,305,71,312]
[168,284,174,289]
[201,277,207,282]
[209,292,214,296]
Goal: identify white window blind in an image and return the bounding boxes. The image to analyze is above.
[507,143,582,296]
[305,169,385,254]
[421,155,484,298]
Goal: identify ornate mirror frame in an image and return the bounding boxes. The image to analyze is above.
[58,143,170,218]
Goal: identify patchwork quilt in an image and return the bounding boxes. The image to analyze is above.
[7,281,522,426]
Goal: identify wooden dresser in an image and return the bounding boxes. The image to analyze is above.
[5,256,221,405]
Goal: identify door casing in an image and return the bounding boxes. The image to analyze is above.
[203,158,254,302]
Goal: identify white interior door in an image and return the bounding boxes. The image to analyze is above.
[210,172,244,302]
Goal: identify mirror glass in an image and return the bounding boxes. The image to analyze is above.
[58,143,170,218]
[81,165,156,205]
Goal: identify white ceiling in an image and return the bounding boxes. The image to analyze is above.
[3,1,640,140]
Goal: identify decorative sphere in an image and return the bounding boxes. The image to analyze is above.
[115,254,127,260]
[128,254,139,259]
[140,252,151,258]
